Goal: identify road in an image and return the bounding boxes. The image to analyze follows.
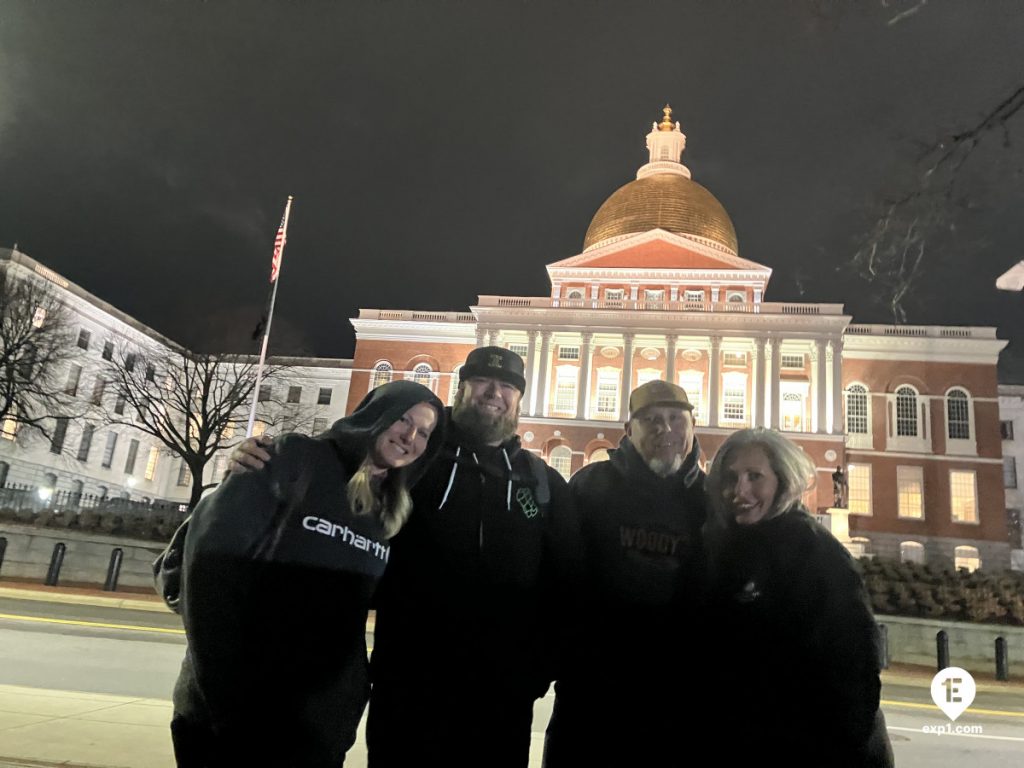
[1,597,1022,767]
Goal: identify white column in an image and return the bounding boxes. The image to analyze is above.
[475,326,485,347]
[590,283,600,301]
[576,332,593,420]
[830,338,844,434]
[769,335,782,430]
[630,285,639,301]
[619,333,634,420]
[708,335,721,428]
[670,286,679,302]
[754,336,767,427]
[524,330,538,415]
[815,339,828,434]
[711,287,720,303]
[534,332,552,417]
[665,334,677,384]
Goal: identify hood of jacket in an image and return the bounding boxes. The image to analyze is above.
[323,380,446,486]
[609,429,703,489]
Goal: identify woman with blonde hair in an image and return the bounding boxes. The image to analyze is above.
[704,428,893,767]
[170,380,445,767]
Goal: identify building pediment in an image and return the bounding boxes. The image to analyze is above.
[548,230,771,275]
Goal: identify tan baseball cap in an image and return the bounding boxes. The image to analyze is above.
[628,380,694,420]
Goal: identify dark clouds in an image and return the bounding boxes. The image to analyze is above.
[1,1,1022,377]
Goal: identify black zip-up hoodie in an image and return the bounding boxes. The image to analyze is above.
[370,408,578,696]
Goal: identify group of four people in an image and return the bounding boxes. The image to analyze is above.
[168,345,893,767]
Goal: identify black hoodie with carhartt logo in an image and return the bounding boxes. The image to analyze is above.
[171,381,444,767]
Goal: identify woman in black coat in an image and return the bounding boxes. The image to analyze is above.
[170,380,445,768]
[704,428,893,768]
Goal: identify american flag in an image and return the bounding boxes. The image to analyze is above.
[269,207,288,283]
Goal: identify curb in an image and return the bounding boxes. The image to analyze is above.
[0,586,171,614]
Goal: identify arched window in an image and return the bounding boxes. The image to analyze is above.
[782,392,804,432]
[845,384,869,434]
[566,289,584,300]
[370,361,393,390]
[895,386,918,437]
[549,445,573,480]
[448,365,463,404]
[946,388,971,440]
[588,448,610,464]
[954,545,981,572]
[900,541,925,564]
[412,363,435,391]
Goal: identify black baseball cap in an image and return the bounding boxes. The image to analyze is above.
[459,346,527,393]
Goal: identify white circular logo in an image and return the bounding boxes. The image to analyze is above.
[930,667,976,721]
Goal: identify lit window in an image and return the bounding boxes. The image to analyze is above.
[558,346,580,361]
[643,289,665,302]
[683,290,704,303]
[1,417,16,440]
[635,369,661,388]
[781,392,804,432]
[723,351,747,367]
[287,386,302,404]
[411,364,434,391]
[252,421,268,438]
[448,366,462,404]
[897,466,924,519]
[144,446,160,481]
[781,354,804,369]
[177,460,192,487]
[565,290,584,300]
[1005,457,1018,489]
[508,343,529,358]
[549,445,572,480]
[950,470,978,523]
[588,448,610,463]
[900,541,925,564]
[553,368,577,415]
[847,464,872,515]
[370,361,393,390]
[896,386,918,437]
[722,374,746,422]
[678,371,703,424]
[946,389,970,440]
[32,307,46,327]
[845,385,869,434]
[848,537,872,557]
[954,545,981,572]
[726,291,745,303]
[605,289,625,302]
[595,370,619,417]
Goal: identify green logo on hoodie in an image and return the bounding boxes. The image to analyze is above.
[516,487,539,519]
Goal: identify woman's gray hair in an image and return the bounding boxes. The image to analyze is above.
[706,428,817,521]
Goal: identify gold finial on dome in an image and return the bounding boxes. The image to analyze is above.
[658,104,675,131]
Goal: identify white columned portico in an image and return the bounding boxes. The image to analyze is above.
[619,333,635,420]
[576,332,593,420]
[754,337,767,427]
[815,339,828,434]
[830,338,844,434]
[534,331,552,417]
[475,327,485,347]
[769,335,782,430]
[524,330,538,414]
[708,335,721,428]
[666,334,678,383]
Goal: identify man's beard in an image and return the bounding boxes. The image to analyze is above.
[645,453,684,478]
[452,390,519,445]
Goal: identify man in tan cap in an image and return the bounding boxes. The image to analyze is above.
[544,379,708,767]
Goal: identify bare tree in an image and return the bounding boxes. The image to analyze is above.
[102,346,288,510]
[0,267,84,440]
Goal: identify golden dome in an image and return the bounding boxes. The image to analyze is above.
[583,173,739,254]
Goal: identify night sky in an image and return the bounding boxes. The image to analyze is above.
[2,1,1023,378]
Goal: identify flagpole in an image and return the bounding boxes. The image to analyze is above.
[246,196,293,438]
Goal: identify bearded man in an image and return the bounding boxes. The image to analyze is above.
[543,379,708,768]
